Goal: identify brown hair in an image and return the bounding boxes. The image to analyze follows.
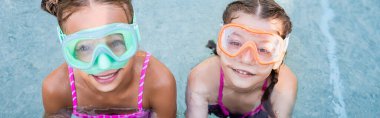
[222,0,292,117]
[41,0,134,28]
[223,0,292,39]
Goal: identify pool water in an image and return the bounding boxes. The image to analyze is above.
[0,0,379,117]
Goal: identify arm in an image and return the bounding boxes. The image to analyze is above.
[148,57,177,118]
[271,65,298,118]
[186,56,220,118]
[150,74,177,118]
[42,64,72,118]
[185,73,209,118]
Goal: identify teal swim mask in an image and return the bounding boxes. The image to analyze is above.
[57,23,141,74]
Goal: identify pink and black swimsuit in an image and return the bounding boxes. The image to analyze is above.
[208,68,269,118]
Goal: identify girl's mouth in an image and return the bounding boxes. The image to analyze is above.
[231,67,255,78]
[92,69,121,84]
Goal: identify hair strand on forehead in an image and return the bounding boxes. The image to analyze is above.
[40,0,134,28]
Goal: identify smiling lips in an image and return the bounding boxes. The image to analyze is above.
[231,67,256,78]
[92,69,120,84]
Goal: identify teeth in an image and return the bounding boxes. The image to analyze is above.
[237,70,248,75]
[97,73,115,79]
[234,69,251,75]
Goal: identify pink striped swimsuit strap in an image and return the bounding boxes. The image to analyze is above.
[138,52,151,111]
[68,66,79,114]
[72,111,143,118]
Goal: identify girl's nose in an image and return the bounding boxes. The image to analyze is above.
[240,48,257,65]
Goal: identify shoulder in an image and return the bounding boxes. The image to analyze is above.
[190,55,220,78]
[134,51,176,97]
[137,51,177,117]
[271,64,298,117]
[140,51,176,89]
[186,56,220,117]
[42,63,72,114]
[187,56,220,100]
[274,64,298,96]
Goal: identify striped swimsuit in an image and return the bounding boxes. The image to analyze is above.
[68,53,152,118]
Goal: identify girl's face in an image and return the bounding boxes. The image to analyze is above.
[218,12,284,90]
[64,3,132,92]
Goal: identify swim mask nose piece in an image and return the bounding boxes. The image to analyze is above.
[239,42,257,56]
[240,51,254,64]
[97,54,113,70]
[243,47,259,64]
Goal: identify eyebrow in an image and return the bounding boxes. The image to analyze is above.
[231,32,244,39]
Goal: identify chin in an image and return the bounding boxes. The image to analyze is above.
[227,69,266,90]
[226,71,254,88]
[95,84,118,92]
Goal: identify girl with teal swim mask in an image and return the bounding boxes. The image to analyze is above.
[41,0,176,117]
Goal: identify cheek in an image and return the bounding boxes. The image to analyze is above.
[256,64,273,75]
[217,46,239,65]
[74,69,94,84]
[219,54,237,67]
[75,68,87,76]
[117,68,128,78]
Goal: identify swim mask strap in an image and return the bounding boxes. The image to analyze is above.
[57,26,66,44]
[56,14,140,43]
[273,34,291,70]
[131,14,142,42]
[283,34,290,52]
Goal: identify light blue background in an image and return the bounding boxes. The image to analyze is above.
[0,0,379,117]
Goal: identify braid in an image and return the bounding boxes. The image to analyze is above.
[261,47,287,117]
[41,0,60,16]
[261,69,279,117]
[206,40,218,55]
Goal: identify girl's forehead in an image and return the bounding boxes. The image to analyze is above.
[230,12,283,36]
[63,4,130,35]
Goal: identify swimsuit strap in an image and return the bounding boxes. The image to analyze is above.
[68,66,79,114]
[262,78,268,91]
[137,52,151,111]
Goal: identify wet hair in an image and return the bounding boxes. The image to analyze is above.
[206,40,218,55]
[207,0,293,117]
[41,0,134,28]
